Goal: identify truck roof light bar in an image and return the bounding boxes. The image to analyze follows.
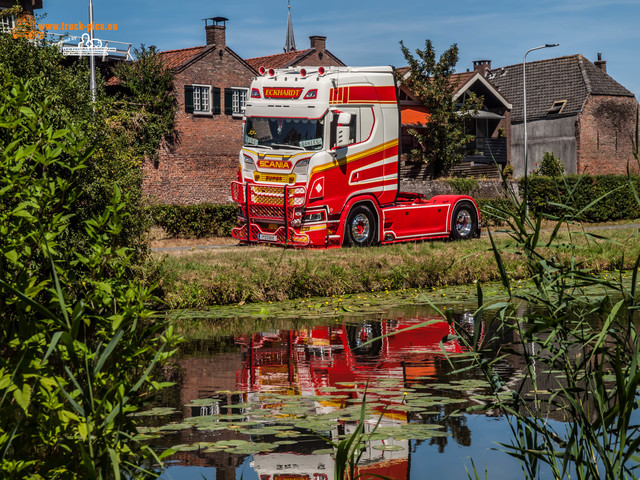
[300,68,307,77]
[258,66,266,76]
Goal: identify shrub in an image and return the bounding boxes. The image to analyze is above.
[150,203,237,237]
[0,71,179,479]
[520,174,640,222]
[445,177,478,195]
[537,151,564,177]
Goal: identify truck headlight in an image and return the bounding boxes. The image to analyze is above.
[243,155,255,171]
[303,211,325,223]
[293,158,310,175]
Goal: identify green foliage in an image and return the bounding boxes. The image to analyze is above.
[534,151,564,177]
[112,45,177,162]
[151,203,237,238]
[0,71,179,479]
[502,163,514,179]
[476,197,516,226]
[445,177,478,195]
[398,39,482,177]
[320,390,390,480]
[521,174,640,222]
[453,150,640,480]
[0,34,177,263]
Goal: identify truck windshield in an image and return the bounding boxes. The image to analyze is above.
[244,116,325,151]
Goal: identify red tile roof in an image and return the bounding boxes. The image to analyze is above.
[245,49,312,71]
[159,46,206,69]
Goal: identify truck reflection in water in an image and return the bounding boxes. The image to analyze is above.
[233,314,482,480]
[159,310,519,480]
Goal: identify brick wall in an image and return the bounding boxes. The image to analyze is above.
[577,95,639,174]
[143,47,254,205]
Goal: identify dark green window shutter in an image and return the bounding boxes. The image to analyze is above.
[184,85,194,113]
[224,88,233,115]
[213,87,221,115]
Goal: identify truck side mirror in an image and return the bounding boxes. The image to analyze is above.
[335,112,352,148]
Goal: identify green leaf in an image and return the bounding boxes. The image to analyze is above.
[13,383,32,413]
[4,249,18,264]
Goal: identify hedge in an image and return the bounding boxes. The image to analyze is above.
[519,174,640,222]
[149,175,640,238]
[476,197,518,226]
[150,203,237,237]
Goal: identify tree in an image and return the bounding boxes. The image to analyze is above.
[0,33,176,262]
[399,39,482,177]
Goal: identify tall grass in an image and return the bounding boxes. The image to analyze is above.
[455,117,640,479]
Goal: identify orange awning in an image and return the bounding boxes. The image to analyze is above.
[401,106,430,126]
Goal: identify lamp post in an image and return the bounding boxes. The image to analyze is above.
[89,0,96,104]
[523,43,558,177]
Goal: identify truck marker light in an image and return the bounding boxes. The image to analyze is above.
[318,66,325,76]
[300,68,307,77]
[258,66,266,76]
[268,68,275,77]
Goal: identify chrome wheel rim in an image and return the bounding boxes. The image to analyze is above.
[455,210,472,237]
[351,213,370,243]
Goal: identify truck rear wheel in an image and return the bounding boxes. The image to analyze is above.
[450,201,478,240]
[345,205,377,247]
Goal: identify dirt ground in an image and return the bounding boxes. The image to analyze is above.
[149,227,238,249]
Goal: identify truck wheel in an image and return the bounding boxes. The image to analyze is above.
[345,205,376,247]
[450,202,477,240]
[347,322,382,358]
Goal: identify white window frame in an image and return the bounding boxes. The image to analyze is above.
[192,84,211,115]
[0,8,15,33]
[231,87,248,117]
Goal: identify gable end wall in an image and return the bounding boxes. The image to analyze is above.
[576,95,640,175]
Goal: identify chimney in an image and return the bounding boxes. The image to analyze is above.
[594,52,607,73]
[473,60,491,76]
[205,17,228,48]
[309,35,326,51]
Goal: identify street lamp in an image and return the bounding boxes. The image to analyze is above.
[89,0,96,104]
[523,43,559,177]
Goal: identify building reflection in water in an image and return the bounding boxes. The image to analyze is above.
[158,311,521,480]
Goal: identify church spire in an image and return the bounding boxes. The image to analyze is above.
[284,0,296,53]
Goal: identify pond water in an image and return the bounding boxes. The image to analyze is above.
[151,305,531,480]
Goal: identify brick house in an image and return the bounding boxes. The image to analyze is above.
[145,18,344,205]
[488,54,639,177]
[398,60,512,179]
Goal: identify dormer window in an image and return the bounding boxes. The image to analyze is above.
[547,100,567,115]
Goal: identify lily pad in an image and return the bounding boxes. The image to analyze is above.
[133,407,178,417]
[372,444,405,451]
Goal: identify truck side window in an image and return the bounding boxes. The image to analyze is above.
[359,107,374,142]
[330,109,358,148]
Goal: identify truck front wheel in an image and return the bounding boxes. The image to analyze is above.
[450,201,478,240]
[345,205,377,247]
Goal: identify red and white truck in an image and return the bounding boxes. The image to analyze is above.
[231,65,481,248]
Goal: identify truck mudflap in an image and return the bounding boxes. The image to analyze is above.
[231,181,310,246]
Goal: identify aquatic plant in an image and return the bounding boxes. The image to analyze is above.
[457,144,640,479]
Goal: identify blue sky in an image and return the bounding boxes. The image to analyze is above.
[41,0,639,99]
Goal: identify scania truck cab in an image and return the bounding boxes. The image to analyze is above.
[231,66,480,248]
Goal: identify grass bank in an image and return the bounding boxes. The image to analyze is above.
[151,223,640,310]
